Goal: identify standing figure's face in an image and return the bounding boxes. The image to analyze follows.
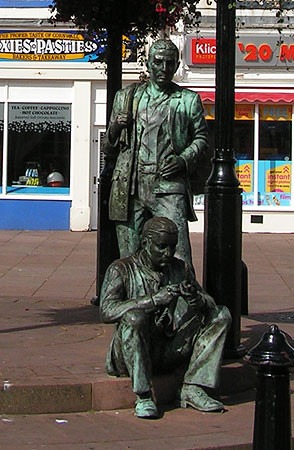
[144,231,178,269]
[147,49,179,89]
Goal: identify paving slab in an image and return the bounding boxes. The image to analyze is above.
[0,230,294,449]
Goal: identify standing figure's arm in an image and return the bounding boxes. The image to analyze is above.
[178,93,209,175]
[102,87,134,158]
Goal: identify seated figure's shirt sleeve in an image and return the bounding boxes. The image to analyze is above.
[99,258,156,324]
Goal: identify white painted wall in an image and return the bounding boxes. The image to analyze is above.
[70,81,92,231]
[190,209,294,233]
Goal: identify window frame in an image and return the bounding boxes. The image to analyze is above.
[0,97,72,201]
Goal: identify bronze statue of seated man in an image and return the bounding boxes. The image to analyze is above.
[99,216,231,419]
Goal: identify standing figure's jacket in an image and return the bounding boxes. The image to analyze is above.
[103,81,208,222]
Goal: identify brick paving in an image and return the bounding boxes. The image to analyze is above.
[0,230,294,449]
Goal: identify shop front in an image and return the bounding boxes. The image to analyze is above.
[0,19,138,230]
[0,80,74,230]
[0,3,293,232]
[0,100,71,229]
[185,32,294,232]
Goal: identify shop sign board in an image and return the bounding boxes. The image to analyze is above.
[8,103,71,134]
[236,0,292,9]
[191,38,216,65]
[204,104,254,120]
[260,105,292,121]
[0,31,136,62]
[235,104,254,120]
[187,34,294,68]
[9,103,71,123]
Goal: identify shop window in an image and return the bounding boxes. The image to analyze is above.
[235,121,254,159]
[7,103,71,194]
[235,105,254,206]
[203,103,254,207]
[258,104,291,207]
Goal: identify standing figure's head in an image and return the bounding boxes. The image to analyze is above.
[141,216,178,269]
[147,39,180,90]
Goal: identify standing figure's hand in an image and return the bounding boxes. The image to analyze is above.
[109,112,132,143]
[160,155,185,179]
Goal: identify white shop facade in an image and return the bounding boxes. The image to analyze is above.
[183,31,294,233]
[0,6,140,230]
[0,4,293,232]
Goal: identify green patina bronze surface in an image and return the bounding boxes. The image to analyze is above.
[102,39,209,268]
[99,216,231,418]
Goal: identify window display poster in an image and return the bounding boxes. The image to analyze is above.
[8,103,71,132]
[235,160,254,206]
[258,160,291,206]
[7,102,71,192]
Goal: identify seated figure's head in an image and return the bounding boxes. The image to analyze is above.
[141,217,178,269]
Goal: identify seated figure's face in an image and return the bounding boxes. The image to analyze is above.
[145,231,178,269]
[147,49,179,89]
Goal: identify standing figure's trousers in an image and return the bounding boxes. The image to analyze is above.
[109,305,231,394]
[115,193,193,270]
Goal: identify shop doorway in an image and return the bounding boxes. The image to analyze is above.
[90,127,106,230]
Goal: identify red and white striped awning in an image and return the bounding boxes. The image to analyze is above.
[197,90,294,103]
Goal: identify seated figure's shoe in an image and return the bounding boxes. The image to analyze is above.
[180,384,224,412]
[135,393,159,419]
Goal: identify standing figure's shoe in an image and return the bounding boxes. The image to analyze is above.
[135,392,159,419]
[180,384,224,412]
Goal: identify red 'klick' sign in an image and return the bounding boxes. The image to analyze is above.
[191,38,216,64]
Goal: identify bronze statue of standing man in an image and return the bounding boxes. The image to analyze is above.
[103,39,208,269]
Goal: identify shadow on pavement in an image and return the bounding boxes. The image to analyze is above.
[0,304,102,334]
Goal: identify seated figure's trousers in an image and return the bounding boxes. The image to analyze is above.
[110,305,231,395]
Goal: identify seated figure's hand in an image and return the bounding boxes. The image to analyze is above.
[188,291,217,312]
[152,284,180,307]
[202,293,217,310]
[180,280,201,309]
[180,280,216,311]
[160,155,185,179]
[179,279,198,298]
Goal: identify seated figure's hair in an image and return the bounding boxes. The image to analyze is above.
[149,39,179,61]
[141,216,178,242]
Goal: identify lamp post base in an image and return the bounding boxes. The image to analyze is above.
[203,185,243,357]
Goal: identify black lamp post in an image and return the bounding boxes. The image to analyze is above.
[92,29,122,305]
[203,0,245,357]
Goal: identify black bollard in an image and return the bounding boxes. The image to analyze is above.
[244,324,294,450]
